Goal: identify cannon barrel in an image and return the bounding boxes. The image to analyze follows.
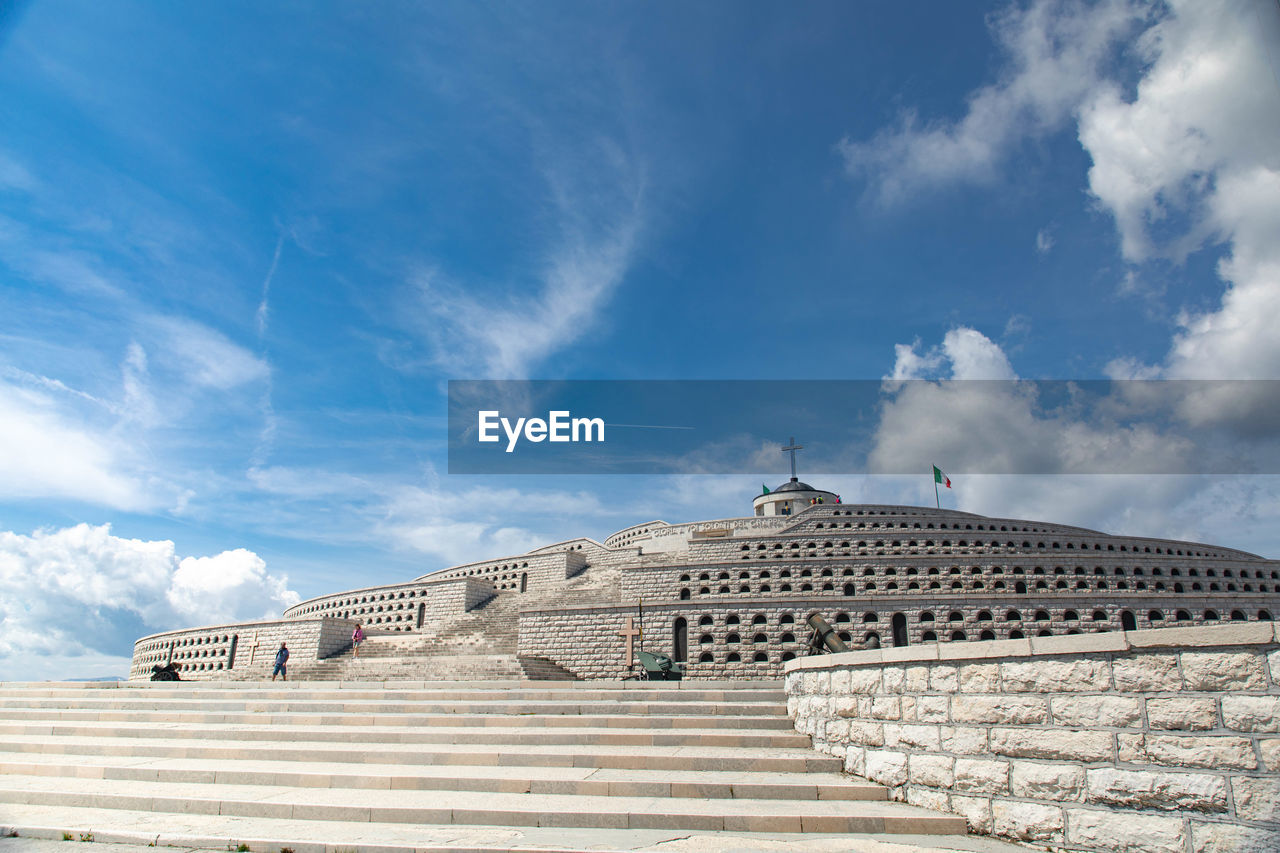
[805,614,849,654]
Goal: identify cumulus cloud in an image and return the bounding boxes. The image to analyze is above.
[848,0,1280,385]
[873,326,1202,476]
[1077,0,1280,383]
[887,327,1017,381]
[0,523,298,680]
[839,0,1143,206]
[869,329,1280,556]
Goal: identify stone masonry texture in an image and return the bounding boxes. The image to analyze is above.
[786,623,1280,853]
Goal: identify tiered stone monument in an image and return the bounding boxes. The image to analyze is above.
[131,446,1279,683]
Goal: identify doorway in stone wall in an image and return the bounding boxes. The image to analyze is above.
[1121,610,1137,631]
[417,603,425,629]
[673,617,688,663]
[891,613,908,647]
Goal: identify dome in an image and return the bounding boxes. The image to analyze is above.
[771,479,814,493]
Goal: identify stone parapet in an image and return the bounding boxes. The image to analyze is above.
[130,617,357,681]
[785,622,1280,853]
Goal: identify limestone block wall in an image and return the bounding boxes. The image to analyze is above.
[422,550,581,592]
[785,623,1280,853]
[519,598,833,679]
[416,577,496,632]
[130,617,357,681]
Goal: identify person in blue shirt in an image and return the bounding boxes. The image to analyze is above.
[271,643,289,681]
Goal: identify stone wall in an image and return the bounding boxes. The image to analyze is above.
[422,550,582,591]
[130,617,357,681]
[518,598,825,679]
[415,577,496,631]
[785,623,1280,853]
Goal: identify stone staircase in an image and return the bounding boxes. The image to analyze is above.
[308,591,549,680]
[303,562,618,682]
[0,680,1023,853]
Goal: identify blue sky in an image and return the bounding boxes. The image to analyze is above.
[2,0,1278,679]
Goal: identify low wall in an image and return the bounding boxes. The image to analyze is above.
[130,617,356,681]
[785,623,1280,853]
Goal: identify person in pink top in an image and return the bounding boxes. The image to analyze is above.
[351,623,365,658]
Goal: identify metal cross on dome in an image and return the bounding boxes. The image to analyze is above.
[781,437,803,479]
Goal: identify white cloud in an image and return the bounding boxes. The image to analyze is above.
[0,380,152,511]
[869,330,1280,557]
[0,523,298,680]
[1035,227,1055,253]
[873,327,1201,476]
[405,138,645,379]
[19,248,124,298]
[888,339,945,382]
[939,473,1276,551]
[150,316,269,390]
[887,327,1017,381]
[1076,0,1280,381]
[256,233,284,340]
[839,0,1143,206]
[375,482,609,567]
[849,1,1280,383]
[168,549,298,625]
[246,465,375,499]
[120,341,158,427]
[410,221,640,379]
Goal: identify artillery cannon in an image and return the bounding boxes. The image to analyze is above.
[805,614,849,655]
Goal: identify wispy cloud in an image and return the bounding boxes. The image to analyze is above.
[0,149,36,193]
[405,149,646,379]
[0,379,154,511]
[255,233,284,340]
[838,0,1144,207]
[148,316,269,391]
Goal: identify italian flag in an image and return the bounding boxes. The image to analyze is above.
[933,465,951,488]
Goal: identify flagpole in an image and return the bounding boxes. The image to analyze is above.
[933,468,940,508]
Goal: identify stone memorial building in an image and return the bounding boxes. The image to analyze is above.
[131,463,1280,681]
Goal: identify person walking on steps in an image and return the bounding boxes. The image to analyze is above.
[271,643,289,681]
[352,623,365,658]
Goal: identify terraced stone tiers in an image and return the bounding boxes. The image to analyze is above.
[0,680,1027,853]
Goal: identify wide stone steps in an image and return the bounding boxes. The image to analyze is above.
[0,680,993,852]
[0,775,959,834]
[0,709,796,729]
[305,655,530,681]
[0,752,878,799]
[0,735,839,773]
[0,720,812,748]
